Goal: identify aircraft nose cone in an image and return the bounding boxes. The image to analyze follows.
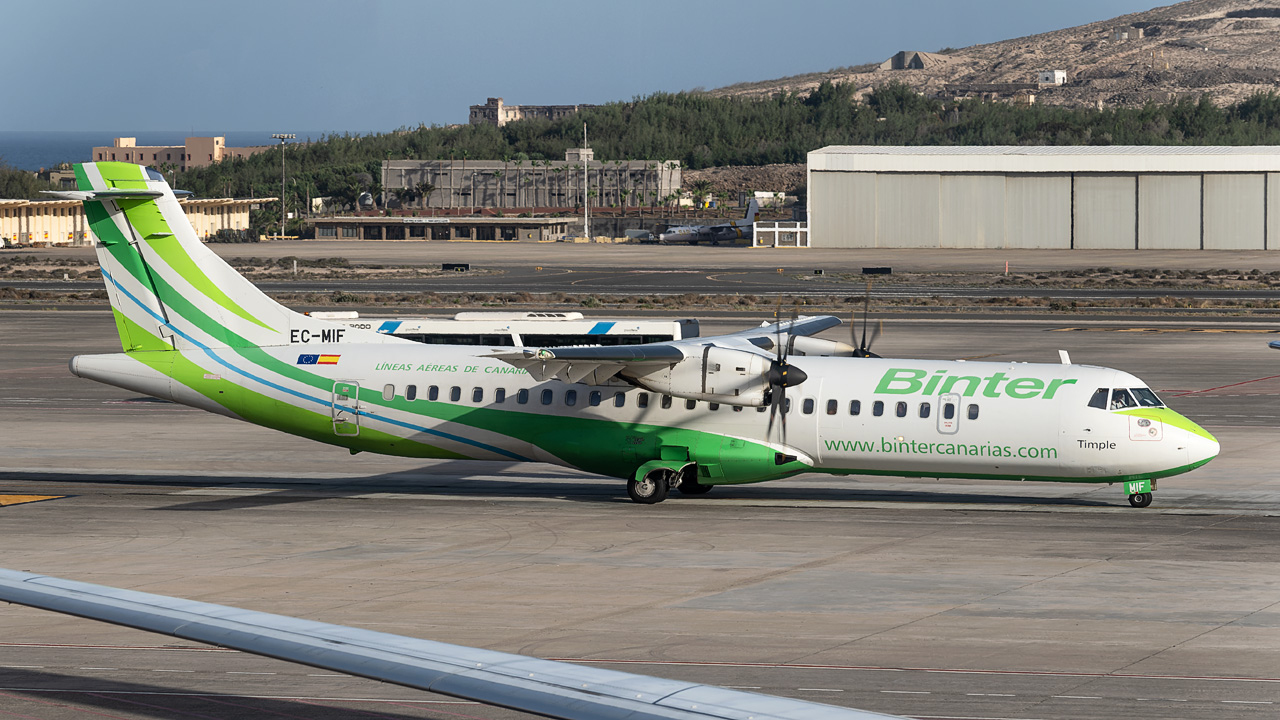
[1179,415,1219,468]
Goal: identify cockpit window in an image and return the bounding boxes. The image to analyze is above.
[1088,388,1108,409]
[1130,387,1163,407]
[1110,388,1136,410]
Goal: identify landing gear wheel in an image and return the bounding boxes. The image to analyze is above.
[628,472,670,504]
[1128,492,1153,508]
[678,480,713,495]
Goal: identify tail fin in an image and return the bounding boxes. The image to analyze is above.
[744,198,759,224]
[61,162,393,352]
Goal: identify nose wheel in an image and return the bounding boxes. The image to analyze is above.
[1128,492,1153,508]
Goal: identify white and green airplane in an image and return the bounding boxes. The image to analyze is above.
[55,162,1218,507]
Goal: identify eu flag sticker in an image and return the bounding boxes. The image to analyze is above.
[297,354,319,365]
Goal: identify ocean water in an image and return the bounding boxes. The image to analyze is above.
[0,130,340,171]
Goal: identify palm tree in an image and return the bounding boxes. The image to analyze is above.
[552,166,565,209]
[415,181,436,210]
[493,170,505,209]
[514,157,525,208]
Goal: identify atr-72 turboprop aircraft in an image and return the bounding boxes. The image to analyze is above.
[56,162,1218,507]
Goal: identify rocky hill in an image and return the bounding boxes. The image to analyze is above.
[710,0,1280,107]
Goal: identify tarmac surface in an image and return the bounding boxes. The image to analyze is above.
[2,306,1280,720]
[13,242,1280,298]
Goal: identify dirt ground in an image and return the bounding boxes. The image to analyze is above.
[710,0,1280,109]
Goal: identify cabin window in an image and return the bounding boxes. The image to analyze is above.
[1131,387,1163,407]
[382,384,395,401]
[637,392,649,408]
[685,398,697,410]
[967,404,980,420]
[826,399,838,415]
[733,405,743,412]
[872,400,884,417]
[849,399,861,416]
[428,385,439,401]
[895,401,907,418]
[565,389,577,407]
[757,405,768,413]
[661,395,673,409]
[541,389,554,405]
[784,398,792,414]
[919,402,931,419]
[1110,388,1136,410]
[1087,388,1108,410]
[516,389,530,404]
[589,391,601,406]
[943,402,955,420]
[614,392,626,407]
[709,402,720,411]
[472,387,484,403]
[405,384,417,401]
[449,386,461,402]
[802,398,815,415]
[494,388,506,404]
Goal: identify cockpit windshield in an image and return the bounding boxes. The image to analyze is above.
[1088,387,1165,410]
[1130,387,1164,407]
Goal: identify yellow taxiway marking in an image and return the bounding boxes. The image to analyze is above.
[1052,327,1280,334]
[0,495,65,507]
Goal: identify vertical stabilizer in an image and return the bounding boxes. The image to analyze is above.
[61,162,400,352]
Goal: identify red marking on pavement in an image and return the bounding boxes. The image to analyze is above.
[1169,374,1280,397]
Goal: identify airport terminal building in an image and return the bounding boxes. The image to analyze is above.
[807,146,1280,250]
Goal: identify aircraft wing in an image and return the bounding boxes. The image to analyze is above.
[489,315,842,383]
[0,568,900,720]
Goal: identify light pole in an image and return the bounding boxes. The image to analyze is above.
[271,133,295,238]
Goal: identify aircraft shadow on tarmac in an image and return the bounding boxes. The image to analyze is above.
[0,667,435,720]
[0,463,1116,511]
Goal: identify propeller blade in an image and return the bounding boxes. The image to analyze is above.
[779,388,788,446]
[868,319,883,353]
[860,282,871,351]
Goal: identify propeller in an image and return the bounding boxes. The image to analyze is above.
[852,281,882,358]
[765,299,809,445]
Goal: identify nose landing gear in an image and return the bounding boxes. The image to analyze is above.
[1128,492,1153,508]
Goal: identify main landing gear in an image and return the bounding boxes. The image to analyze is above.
[1128,492,1153,508]
[626,466,713,504]
[627,470,671,504]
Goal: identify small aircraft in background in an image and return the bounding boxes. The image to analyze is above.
[659,198,759,244]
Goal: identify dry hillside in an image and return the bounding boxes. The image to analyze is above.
[710,0,1280,107]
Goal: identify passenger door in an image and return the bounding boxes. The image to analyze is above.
[332,381,360,436]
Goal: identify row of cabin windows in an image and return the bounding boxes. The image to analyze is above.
[381,383,979,420]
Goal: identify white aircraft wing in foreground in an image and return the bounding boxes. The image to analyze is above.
[0,568,901,720]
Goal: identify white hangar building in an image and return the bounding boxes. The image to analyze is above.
[807,146,1280,250]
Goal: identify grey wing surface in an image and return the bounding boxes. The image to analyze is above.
[0,568,901,720]
[487,316,841,383]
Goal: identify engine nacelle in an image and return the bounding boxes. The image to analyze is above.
[623,346,772,407]
[788,336,857,357]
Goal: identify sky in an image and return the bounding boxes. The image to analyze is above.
[3,0,1162,133]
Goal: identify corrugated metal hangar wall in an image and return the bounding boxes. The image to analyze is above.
[807,147,1280,250]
